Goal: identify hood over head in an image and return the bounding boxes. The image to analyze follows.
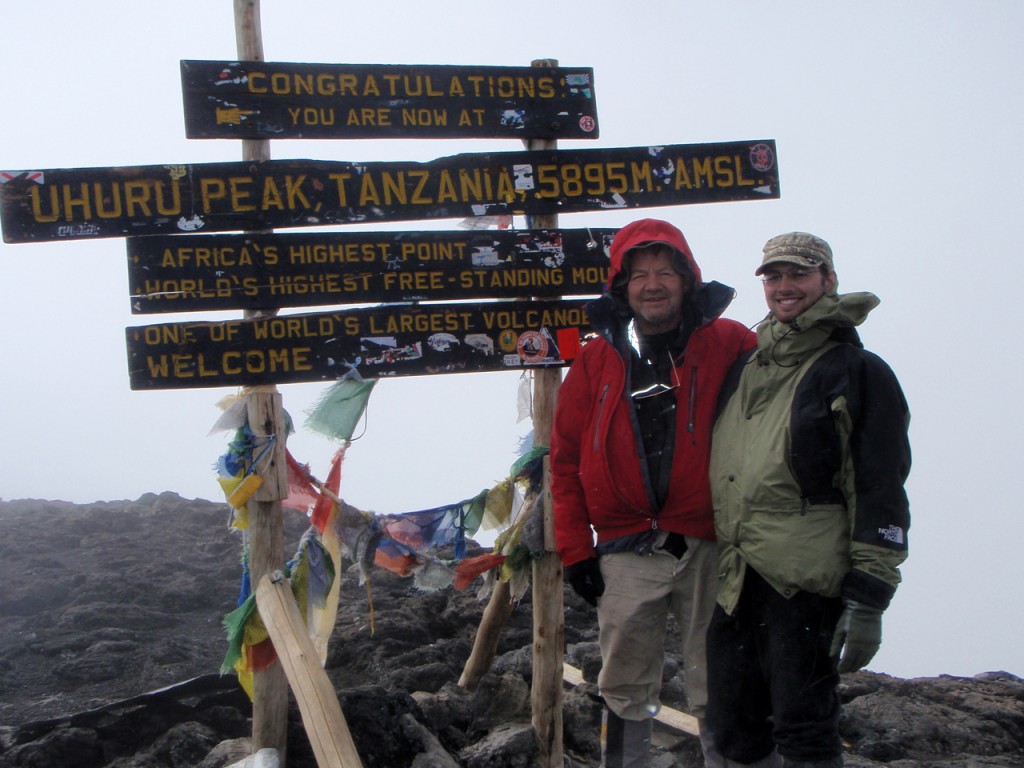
[587,218,737,348]
[607,218,702,291]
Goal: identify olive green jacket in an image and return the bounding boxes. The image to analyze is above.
[710,292,910,615]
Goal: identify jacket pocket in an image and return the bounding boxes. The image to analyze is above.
[741,503,849,597]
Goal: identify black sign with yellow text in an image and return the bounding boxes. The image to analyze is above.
[1,141,779,244]
[127,228,615,313]
[126,298,591,390]
[181,61,599,140]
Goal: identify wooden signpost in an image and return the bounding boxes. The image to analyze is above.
[127,228,615,313]
[181,60,599,140]
[0,140,779,243]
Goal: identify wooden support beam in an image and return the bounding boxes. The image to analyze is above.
[562,663,700,736]
[245,393,290,758]
[531,464,564,767]
[527,56,564,768]
[256,573,365,768]
[232,1,288,761]
[458,578,515,691]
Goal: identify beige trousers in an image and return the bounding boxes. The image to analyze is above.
[596,535,718,721]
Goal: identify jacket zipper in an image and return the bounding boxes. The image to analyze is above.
[687,366,698,438]
[592,383,609,451]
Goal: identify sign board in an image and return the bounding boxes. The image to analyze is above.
[181,61,599,141]
[1,140,779,243]
[127,228,615,313]
[126,298,590,390]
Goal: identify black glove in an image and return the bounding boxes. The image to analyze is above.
[565,557,605,606]
[829,600,883,673]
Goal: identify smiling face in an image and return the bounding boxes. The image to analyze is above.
[761,263,837,323]
[625,245,692,334]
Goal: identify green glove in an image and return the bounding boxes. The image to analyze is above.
[829,600,883,673]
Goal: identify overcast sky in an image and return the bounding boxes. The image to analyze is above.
[2,2,1022,681]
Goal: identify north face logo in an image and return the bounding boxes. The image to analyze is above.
[878,525,905,545]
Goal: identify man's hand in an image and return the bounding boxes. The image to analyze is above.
[830,600,883,673]
[565,558,605,607]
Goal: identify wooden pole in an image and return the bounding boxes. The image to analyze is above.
[458,58,569,704]
[245,393,290,762]
[233,1,290,761]
[531,458,564,767]
[527,58,565,768]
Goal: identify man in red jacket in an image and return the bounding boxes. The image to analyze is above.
[551,218,755,767]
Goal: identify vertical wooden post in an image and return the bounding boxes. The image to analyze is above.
[531,457,564,767]
[527,58,565,768]
[233,1,290,761]
[246,391,290,761]
[458,59,570,706]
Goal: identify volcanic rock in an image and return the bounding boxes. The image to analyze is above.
[1,495,1022,767]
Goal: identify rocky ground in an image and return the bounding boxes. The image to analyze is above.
[0,493,1022,767]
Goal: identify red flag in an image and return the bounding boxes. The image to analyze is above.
[310,447,346,531]
[453,553,507,590]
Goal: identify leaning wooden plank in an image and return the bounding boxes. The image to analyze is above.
[562,662,699,737]
[458,578,515,691]
[654,704,700,737]
[562,662,585,687]
[256,572,364,768]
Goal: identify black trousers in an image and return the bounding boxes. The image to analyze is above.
[705,567,845,763]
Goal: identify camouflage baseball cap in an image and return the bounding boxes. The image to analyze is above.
[756,231,834,275]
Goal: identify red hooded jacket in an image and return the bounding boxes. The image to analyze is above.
[550,219,755,567]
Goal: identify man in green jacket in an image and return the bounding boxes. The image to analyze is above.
[706,232,911,768]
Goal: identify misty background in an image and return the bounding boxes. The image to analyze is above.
[2,2,1022,680]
